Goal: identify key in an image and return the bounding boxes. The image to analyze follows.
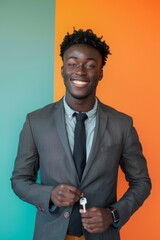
[80,197,87,213]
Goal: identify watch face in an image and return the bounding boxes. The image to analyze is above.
[109,207,120,222]
[112,209,119,222]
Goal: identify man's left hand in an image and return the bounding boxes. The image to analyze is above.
[80,207,113,233]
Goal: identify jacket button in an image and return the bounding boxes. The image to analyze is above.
[64,212,70,219]
[37,206,41,210]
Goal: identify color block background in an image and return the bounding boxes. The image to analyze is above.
[0,1,54,239]
[54,1,160,239]
[0,0,160,239]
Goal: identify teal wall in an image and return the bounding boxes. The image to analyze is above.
[0,1,55,239]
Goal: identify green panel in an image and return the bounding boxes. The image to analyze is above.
[0,1,55,239]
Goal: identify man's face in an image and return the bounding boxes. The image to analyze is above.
[61,44,103,100]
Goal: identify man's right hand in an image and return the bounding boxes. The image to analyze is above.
[51,184,83,207]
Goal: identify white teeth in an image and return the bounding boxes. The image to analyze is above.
[73,80,87,86]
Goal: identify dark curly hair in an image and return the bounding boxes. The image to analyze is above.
[60,29,111,68]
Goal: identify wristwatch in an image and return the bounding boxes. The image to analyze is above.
[108,207,120,224]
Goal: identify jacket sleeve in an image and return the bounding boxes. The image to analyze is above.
[11,115,54,216]
[112,118,151,228]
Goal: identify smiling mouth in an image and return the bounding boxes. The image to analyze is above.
[72,80,89,87]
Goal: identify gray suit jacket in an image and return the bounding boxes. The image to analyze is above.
[11,99,151,240]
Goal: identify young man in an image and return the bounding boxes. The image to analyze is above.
[11,29,151,240]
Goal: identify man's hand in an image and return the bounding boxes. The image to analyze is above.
[80,207,113,233]
[51,184,83,207]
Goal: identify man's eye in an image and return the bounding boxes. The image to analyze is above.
[86,64,95,69]
[68,63,77,67]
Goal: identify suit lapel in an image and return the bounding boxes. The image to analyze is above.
[81,102,108,182]
[53,100,79,184]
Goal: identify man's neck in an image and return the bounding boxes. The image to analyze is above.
[65,96,96,113]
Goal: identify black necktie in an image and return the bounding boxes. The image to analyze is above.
[67,112,88,237]
[73,112,88,180]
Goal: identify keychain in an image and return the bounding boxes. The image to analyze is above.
[80,197,87,213]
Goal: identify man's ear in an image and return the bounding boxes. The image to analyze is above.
[99,69,103,81]
[61,66,64,77]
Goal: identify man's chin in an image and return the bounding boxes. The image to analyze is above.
[71,94,89,100]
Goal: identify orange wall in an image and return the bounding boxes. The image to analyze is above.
[54,1,160,239]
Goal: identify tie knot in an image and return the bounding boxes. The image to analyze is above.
[74,112,88,122]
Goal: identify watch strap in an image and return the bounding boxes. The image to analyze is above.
[108,207,120,226]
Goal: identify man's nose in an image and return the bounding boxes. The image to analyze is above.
[76,64,86,74]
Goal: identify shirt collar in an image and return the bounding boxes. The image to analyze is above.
[63,96,98,120]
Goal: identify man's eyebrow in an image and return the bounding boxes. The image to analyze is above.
[66,56,97,61]
[66,56,77,60]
